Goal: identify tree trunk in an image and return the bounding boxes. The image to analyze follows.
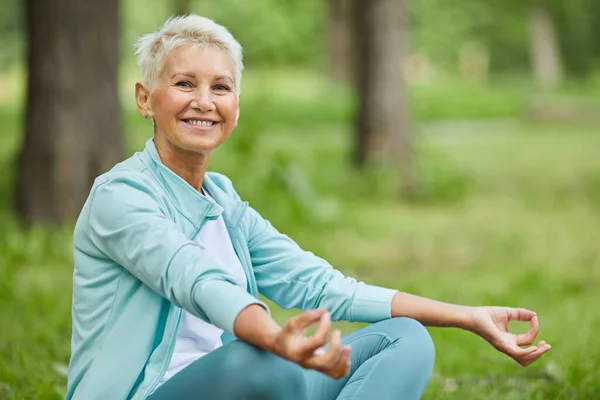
[327,0,352,81]
[352,0,415,198]
[174,0,192,16]
[530,4,563,88]
[17,0,124,224]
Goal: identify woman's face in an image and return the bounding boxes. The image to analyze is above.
[139,45,239,154]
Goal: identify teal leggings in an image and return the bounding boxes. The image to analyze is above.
[148,317,435,400]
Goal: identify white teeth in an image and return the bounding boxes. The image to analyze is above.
[186,120,214,126]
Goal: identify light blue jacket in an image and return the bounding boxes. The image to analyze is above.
[66,138,397,400]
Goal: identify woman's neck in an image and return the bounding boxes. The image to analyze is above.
[153,134,211,192]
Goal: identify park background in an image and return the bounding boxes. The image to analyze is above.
[1,0,599,398]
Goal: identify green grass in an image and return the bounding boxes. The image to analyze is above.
[1,69,600,399]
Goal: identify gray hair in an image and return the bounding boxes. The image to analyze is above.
[134,14,244,95]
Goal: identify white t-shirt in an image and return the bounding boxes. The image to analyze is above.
[157,190,248,386]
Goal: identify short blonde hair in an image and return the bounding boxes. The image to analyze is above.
[134,14,244,95]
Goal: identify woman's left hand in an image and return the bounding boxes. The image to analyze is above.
[469,306,551,366]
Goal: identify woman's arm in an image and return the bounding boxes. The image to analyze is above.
[244,206,397,323]
[233,304,282,350]
[391,292,473,328]
[391,292,551,366]
[86,175,266,336]
[220,176,550,366]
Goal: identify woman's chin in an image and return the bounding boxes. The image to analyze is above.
[178,135,223,154]
[158,126,230,154]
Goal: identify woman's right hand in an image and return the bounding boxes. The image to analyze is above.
[270,308,352,380]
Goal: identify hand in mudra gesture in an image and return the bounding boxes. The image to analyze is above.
[271,308,352,379]
[471,306,551,366]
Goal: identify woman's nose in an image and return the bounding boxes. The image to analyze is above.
[191,88,214,112]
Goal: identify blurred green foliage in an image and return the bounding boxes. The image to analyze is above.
[411,0,600,76]
[119,0,326,67]
[3,0,600,76]
[0,0,23,69]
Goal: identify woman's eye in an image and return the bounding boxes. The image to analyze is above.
[176,81,191,88]
[214,84,231,91]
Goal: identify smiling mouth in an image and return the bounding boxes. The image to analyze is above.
[182,119,217,127]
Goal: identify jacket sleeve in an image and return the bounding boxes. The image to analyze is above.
[87,175,268,336]
[245,207,398,323]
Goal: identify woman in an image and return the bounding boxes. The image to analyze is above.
[66,14,550,400]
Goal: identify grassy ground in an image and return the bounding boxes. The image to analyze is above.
[0,69,599,399]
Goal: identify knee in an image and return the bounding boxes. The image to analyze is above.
[262,356,307,400]
[378,317,436,366]
[227,342,307,400]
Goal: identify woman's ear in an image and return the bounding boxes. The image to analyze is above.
[135,82,153,119]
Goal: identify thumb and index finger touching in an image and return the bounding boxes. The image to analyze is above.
[285,308,333,357]
[512,308,539,346]
[505,307,552,360]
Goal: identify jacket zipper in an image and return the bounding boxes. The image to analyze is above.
[139,219,208,399]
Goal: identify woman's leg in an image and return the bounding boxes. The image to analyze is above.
[305,317,435,400]
[149,340,307,400]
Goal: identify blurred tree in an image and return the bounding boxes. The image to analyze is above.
[529,2,562,88]
[352,0,416,198]
[553,0,599,77]
[174,0,191,16]
[327,0,352,81]
[17,0,124,224]
[409,0,599,79]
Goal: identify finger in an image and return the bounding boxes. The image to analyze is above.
[312,343,350,366]
[320,330,342,368]
[337,345,352,377]
[309,341,352,379]
[512,341,551,365]
[302,312,331,353]
[516,315,539,346]
[506,344,538,358]
[532,340,551,352]
[338,345,352,365]
[293,312,332,360]
[288,308,327,331]
[535,341,551,355]
[313,348,326,357]
[304,329,341,369]
[328,344,352,379]
[518,342,551,366]
[508,308,537,322]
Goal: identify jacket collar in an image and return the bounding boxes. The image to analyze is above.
[139,138,246,228]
